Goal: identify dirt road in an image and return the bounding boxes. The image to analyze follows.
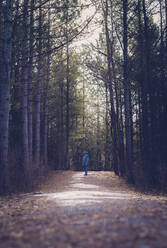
[0,171,167,248]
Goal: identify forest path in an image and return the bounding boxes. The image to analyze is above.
[0,171,167,248]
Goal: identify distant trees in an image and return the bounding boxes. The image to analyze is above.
[86,0,167,191]
[1,0,167,194]
[130,0,167,190]
[82,44,113,171]
[0,0,89,193]
[47,50,83,170]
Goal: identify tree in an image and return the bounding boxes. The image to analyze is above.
[21,0,31,186]
[0,0,13,193]
[28,0,35,165]
[34,0,42,170]
[103,0,119,175]
[122,0,134,183]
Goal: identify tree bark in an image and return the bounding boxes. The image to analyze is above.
[43,5,51,167]
[0,0,13,194]
[65,6,70,170]
[28,0,35,165]
[103,0,119,175]
[123,0,134,183]
[34,1,42,169]
[165,0,167,53]
[59,79,65,169]
[21,0,30,185]
[104,83,110,170]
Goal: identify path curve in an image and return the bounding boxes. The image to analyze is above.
[0,171,167,248]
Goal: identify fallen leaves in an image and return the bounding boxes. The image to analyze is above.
[0,171,167,248]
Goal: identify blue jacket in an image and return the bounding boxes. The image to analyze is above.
[82,152,89,167]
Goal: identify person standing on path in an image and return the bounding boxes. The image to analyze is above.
[82,151,89,176]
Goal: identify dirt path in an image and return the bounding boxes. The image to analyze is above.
[0,171,167,248]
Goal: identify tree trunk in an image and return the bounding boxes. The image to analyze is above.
[104,83,110,170]
[123,0,134,183]
[111,54,125,176]
[142,0,158,186]
[104,0,119,175]
[21,0,30,185]
[59,79,65,169]
[0,0,13,194]
[159,0,167,190]
[43,6,51,167]
[137,0,149,185]
[28,0,35,165]
[165,0,167,52]
[96,92,101,170]
[82,80,86,149]
[34,2,42,169]
[65,15,70,170]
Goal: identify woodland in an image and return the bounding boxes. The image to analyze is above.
[0,0,167,194]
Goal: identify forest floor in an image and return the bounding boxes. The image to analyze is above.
[0,171,167,248]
